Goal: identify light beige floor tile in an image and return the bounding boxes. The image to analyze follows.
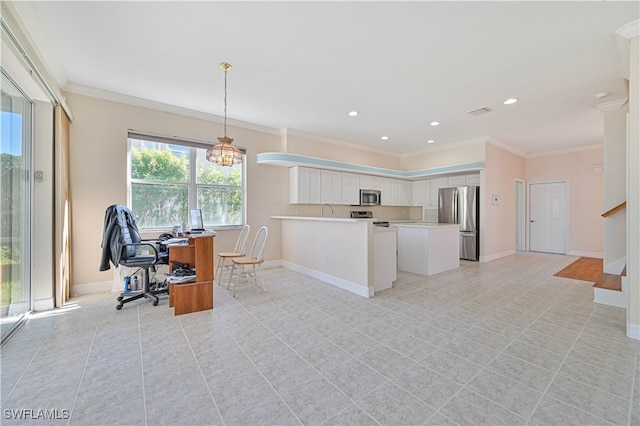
[357,381,435,426]
[279,376,351,426]
[467,369,542,418]
[529,395,611,426]
[487,353,554,392]
[3,255,637,426]
[439,388,526,426]
[547,375,630,425]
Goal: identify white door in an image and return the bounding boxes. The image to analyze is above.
[529,182,567,254]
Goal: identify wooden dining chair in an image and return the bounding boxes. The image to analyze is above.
[215,224,250,284]
[227,226,268,297]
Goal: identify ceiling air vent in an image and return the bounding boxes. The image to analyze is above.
[467,106,492,116]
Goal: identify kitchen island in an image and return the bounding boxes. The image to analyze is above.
[396,222,460,276]
[271,216,396,297]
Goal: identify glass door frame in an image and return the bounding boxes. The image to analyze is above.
[1,68,34,344]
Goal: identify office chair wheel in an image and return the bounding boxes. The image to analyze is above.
[152,300,158,306]
[116,304,123,310]
[117,296,123,302]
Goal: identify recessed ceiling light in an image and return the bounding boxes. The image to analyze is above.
[380,136,389,140]
[426,139,435,144]
[503,98,518,105]
[348,111,359,116]
[430,121,440,126]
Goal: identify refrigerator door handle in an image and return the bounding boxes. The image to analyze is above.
[453,189,458,224]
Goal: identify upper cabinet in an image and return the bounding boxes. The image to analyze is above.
[448,173,480,187]
[290,166,321,204]
[447,175,466,187]
[341,172,360,205]
[290,166,479,206]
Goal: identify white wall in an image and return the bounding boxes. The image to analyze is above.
[526,146,605,257]
[66,93,288,290]
[483,142,526,261]
[603,105,628,270]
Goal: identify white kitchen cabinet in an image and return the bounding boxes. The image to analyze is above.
[290,166,322,204]
[373,227,397,292]
[380,177,393,206]
[321,170,342,204]
[401,180,413,206]
[309,168,321,204]
[290,166,309,204]
[464,173,480,185]
[447,175,466,187]
[413,179,431,207]
[341,172,360,205]
[429,177,448,208]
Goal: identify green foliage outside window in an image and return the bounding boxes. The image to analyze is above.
[130,141,244,229]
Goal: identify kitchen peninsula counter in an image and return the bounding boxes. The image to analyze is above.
[271,216,394,297]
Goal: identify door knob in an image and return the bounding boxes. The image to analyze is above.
[530,220,536,223]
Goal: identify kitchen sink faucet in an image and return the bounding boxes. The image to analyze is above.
[321,203,334,218]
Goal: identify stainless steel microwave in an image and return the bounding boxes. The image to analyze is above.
[360,189,381,206]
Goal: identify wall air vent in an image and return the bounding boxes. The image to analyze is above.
[467,106,493,116]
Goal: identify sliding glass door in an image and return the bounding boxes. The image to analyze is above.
[1,70,33,342]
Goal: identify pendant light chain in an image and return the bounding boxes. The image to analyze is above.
[205,61,242,166]
[223,64,228,137]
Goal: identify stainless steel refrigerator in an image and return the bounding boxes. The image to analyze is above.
[438,186,479,261]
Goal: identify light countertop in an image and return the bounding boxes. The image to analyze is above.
[394,222,460,229]
[271,216,374,223]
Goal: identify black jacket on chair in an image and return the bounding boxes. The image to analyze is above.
[99,204,142,271]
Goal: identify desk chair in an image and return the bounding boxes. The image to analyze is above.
[215,224,250,284]
[99,204,168,310]
[227,226,268,297]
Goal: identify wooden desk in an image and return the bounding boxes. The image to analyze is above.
[168,234,214,315]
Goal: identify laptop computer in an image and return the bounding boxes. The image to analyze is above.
[189,209,206,233]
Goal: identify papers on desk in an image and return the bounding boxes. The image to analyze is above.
[163,238,189,246]
[166,274,196,284]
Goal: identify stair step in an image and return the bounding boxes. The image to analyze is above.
[593,273,622,292]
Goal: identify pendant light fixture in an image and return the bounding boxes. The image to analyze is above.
[206,62,243,166]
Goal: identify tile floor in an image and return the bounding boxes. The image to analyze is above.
[1,252,638,425]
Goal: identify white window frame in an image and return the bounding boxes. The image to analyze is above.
[127,131,246,232]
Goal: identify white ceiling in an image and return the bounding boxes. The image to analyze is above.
[11,1,639,156]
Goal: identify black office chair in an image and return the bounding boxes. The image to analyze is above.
[99,204,168,310]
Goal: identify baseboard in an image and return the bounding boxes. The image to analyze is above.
[72,281,112,295]
[280,260,373,298]
[567,251,603,258]
[262,259,282,269]
[627,322,640,341]
[33,298,54,312]
[593,287,627,308]
[604,257,626,275]
[480,249,515,263]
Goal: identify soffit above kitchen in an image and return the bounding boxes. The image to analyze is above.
[9,1,639,157]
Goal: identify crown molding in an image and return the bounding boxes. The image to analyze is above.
[283,128,402,159]
[616,19,640,39]
[64,83,282,136]
[595,98,629,111]
[526,143,603,158]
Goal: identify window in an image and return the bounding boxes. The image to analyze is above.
[128,132,245,230]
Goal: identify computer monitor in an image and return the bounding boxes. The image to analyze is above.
[189,209,205,232]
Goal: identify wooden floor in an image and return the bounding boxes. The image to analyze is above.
[554,257,603,282]
[593,273,622,291]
